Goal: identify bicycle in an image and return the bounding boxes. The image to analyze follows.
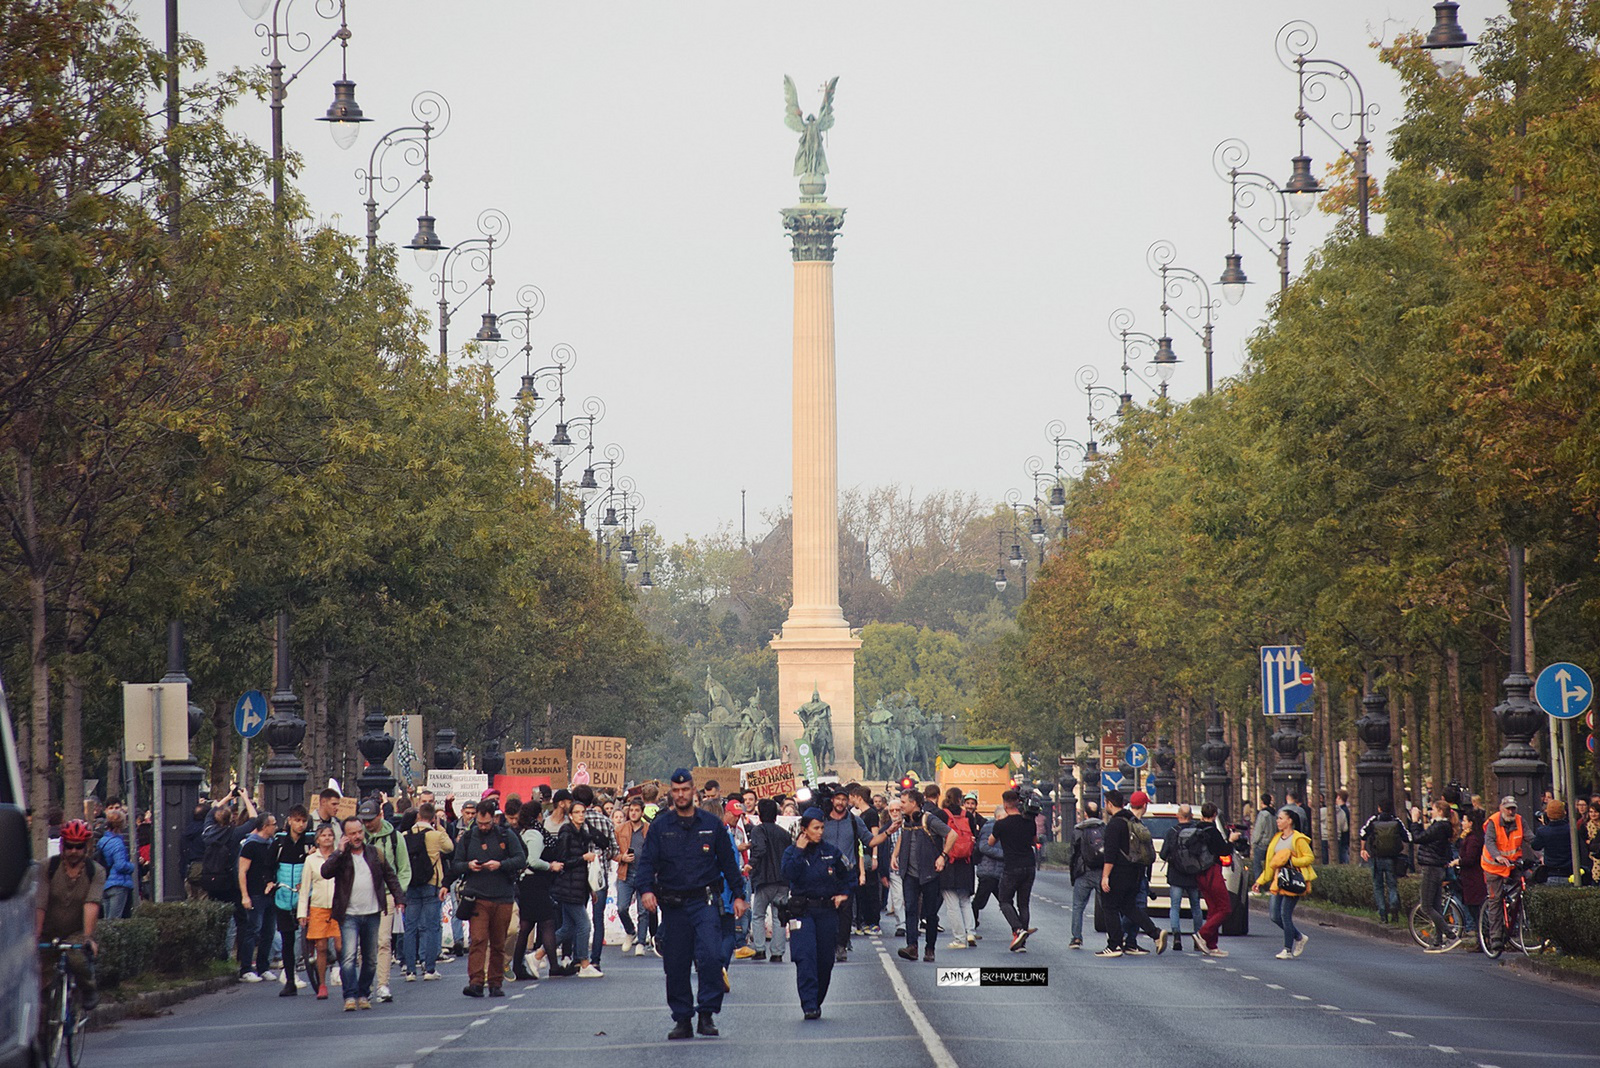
[1409,865,1472,952]
[1477,864,1556,960]
[37,939,91,1068]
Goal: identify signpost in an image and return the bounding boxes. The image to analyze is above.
[124,682,190,903]
[1099,719,1125,773]
[1260,646,1316,716]
[1124,743,1149,769]
[234,690,267,795]
[1535,662,1593,885]
[1101,770,1125,796]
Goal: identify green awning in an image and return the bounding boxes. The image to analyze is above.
[937,745,1012,770]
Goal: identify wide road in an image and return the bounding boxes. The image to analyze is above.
[105,871,1600,1068]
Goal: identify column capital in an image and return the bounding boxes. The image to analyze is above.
[781,202,846,262]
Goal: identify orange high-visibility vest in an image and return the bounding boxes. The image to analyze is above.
[1481,814,1525,877]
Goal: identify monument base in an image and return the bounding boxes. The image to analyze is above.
[772,627,861,782]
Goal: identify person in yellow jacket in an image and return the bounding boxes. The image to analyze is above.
[1254,808,1317,959]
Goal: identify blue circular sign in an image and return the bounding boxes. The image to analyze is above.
[1534,662,1593,721]
[1124,742,1149,769]
[234,690,269,738]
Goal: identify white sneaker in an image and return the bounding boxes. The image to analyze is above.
[240,971,263,983]
[1208,947,1229,958]
[1274,949,1294,960]
[1192,935,1204,953]
[634,943,646,957]
[577,964,603,978]
[1292,934,1309,958]
[946,940,967,950]
[259,969,277,982]
[403,972,417,982]
[329,970,341,986]
[375,984,392,1002]
[620,935,634,954]
[422,971,442,981]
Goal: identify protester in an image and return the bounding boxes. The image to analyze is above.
[509,798,557,982]
[747,798,791,962]
[1096,790,1160,958]
[270,806,314,995]
[551,799,603,978]
[310,788,342,837]
[783,807,852,1020]
[723,800,755,962]
[322,815,405,1010]
[447,798,477,958]
[892,785,954,963]
[1531,800,1574,884]
[296,824,341,999]
[1359,797,1412,924]
[236,813,279,983]
[1255,808,1316,959]
[1249,792,1275,875]
[1193,802,1241,957]
[571,784,617,971]
[1458,807,1488,924]
[939,788,977,950]
[399,801,453,981]
[821,787,871,963]
[614,798,649,955]
[454,797,527,997]
[97,801,137,921]
[973,805,1004,936]
[1583,799,1600,886]
[1065,801,1105,949]
[990,788,1039,951]
[1157,803,1203,953]
[357,797,412,1003]
[1412,798,1457,951]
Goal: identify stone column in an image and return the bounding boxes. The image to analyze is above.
[1270,716,1309,832]
[1198,717,1233,822]
[259,610,308,816]
[1058,761,1078,829]
[432,729,463,771]
[771,179,861,775]
[355,704,396,799]
[1356,691,1394,828]
[480,739,505,781]
[157,620,206,902]
[1151,736,1178,804]
[1080,754,1102,814]
[1493,544,1548,807]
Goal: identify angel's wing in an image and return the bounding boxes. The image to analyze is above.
[816,76,839,132]
[783,75,804,132]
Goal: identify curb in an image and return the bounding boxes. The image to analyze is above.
[92,974,238,1029]
[1247,896,1414,947]
[1506,955,1600,994]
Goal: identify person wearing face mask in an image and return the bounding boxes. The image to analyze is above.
[782,808,852,1021]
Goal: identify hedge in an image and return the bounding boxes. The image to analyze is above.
[1308,863,1421,915]
[1043,841,1072,866]
[95,917,157,989]
[1526,885,1600,957]
[133,900,232,973]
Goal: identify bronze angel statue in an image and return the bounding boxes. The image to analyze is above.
[783,75,838,180]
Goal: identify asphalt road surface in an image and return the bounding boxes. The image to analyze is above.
[104,871,1600,1068]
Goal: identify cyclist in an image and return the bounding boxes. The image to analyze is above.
[35,819,102,1010]
[1480,795,1533,953]
[1412,799,1457,952]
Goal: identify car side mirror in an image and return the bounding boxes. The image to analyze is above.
[0,804,32,899]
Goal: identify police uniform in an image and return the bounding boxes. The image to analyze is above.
[631,769,747,1036]
[781,812,850,1019]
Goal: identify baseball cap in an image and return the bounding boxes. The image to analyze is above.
[356,798,381,820]
[1499,795,1518,809]
[724,799,744,814]
[963,791,978,801]
[1129,790,1150,808]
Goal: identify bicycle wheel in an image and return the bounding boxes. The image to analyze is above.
[1436,898,1468,952]
[64,986,87,1068]
[40,976,67,1068]
[1478,910,1503,959]
[1408,903,1437,949]
[1517,900,1556,958]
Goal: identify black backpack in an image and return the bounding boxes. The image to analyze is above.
[1172,825,1214,875]
[1370,817,1404,858]
[405,826,435,886]
[1078,823,1107,870]
[198,828,241,901]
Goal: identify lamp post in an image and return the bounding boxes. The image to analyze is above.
[1276,19,1377,236]
[1148,240,1219,396]
[1492,544,1547,807]
[432,208,510,359]
[1107,308,1173,404]
[556,396,605,511]
[355,90,450,269]
[1043,419,1097,509]
[1214,137,1295,302]
[511,340,573,480]
[1076,365,1122,465]
[1420,1,1477,75]
[241,0,371,216]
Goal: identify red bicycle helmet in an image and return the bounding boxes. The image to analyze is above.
[60,819,92,847]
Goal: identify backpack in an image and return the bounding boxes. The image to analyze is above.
[47,855,97,881]
[1123,819,1155,866]
[1078,823,1107,870]
[945,814,974,861]
[405,826,435,886]
[198,828,241,901]
[1172,825,1213,876]
[1370,817,1404,858]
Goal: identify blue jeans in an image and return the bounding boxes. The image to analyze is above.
[615,879,638,937]
[554,901,590,963]
[590,889,607,964]
[1371,858,1399,916]
[1270,893,1301,950]
[236,894,274,974]
[401,886,442,975]
[1122,879,1151,943]
[1070,871,1098,941]
[1168,884,1202,934]
[102,885,132,921]
[339,911,381,998]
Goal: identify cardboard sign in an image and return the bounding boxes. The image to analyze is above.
[504,748,569,787]
[571,735,627,795]
[626,779,663,799]
[691,767,741,793]
[745,762,797,800]
[425,769,489,800]
[334,797,359,822]
[492,774,551,805]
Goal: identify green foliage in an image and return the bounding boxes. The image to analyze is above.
[1307,863,1421,916]
[94,916,158,989]
[1526,885,1600,958]
[132,900,231,973]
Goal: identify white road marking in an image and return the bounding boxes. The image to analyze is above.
[1346,1017,1375,1025]
[1292,995,1312,1001]
[1389,1031,1414,1039]
[440,1034,461,1042]
[1242,975,1259,981]
[490,1005,508,1012]
[511,993,526,1000]
[469,1018,488,1027]
[1265,983,1284,990]
[1431,1047,1458,1055]
[874,946,959,1068]
[1224,967,1238,972]
[414,1049,436,1057]
[1319,1005,1341,1011]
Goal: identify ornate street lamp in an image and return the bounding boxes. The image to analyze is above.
[433,208,510,359]
[1214,137,1296,302]
[1148,239,1219,395]
[355,91,450,269]
[1420,1,1477,75]
[1277,19,1377,235]
[1106,309,1168,404]
[242,0,371,215]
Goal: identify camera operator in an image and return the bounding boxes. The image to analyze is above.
[782,807,852,1020]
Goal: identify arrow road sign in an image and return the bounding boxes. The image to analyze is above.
[1124,742,1149,769]
[1260,646,1316,717]
[234,690,268,739]
[1101,770,1125,795]
[1534,662,1593,721]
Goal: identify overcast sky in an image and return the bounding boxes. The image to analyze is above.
[127,1,1505,543]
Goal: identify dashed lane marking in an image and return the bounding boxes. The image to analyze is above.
[874,944,959,1068]
[1389,1031,1414,1039]
[1292,995,1312,1001]
[490,1005,508,1012]
[1431,1047,1458,1055]
[1242,975,1259,981]
[1319,1005,1341,1011]
[1346,1017,1375,1025]
[468,1018,488,1027]
[440,1034,462,1042]
[414,1049,437,1057]
[1265,983,1283,990]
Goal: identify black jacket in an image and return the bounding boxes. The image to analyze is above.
[1160,822,1202,888]
[747,822,792,889]
[550,822,598,905]
[1413,817,1454,868]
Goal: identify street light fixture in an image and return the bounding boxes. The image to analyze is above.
[433,208,510,359]
[243,0,372,214]
[1215,138,1296,301]
[1277,19,1377,235]
[1107,309,1169,404]
[1149,239,1218,395]
[1421,1,1477,75]
[355,91,451,269]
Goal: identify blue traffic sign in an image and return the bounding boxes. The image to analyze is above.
[1101,770,1125,795]
[234,690,268,738]
[1124,742,1149,769]
[1534,662,1593,721]
[1261,645,1316,716]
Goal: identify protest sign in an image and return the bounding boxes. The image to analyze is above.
[425,769,488,799]
[744,762,797,800]
[691,767,741,793]
[334,797,358,822]
[503,748,568,787]
[492,774,549,805]
[571,735,627,795]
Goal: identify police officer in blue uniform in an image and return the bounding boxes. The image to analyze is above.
[782,807,852,1020]
[633,769,748,1040]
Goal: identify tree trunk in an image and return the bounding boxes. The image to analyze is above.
[1447,648,1467,791]
[1178,699,1192,803]
[22,451,53,857]
[61,585,89,823]
[1480,626,1500,797]
[209,695,232,790]
[343,689,360,791]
